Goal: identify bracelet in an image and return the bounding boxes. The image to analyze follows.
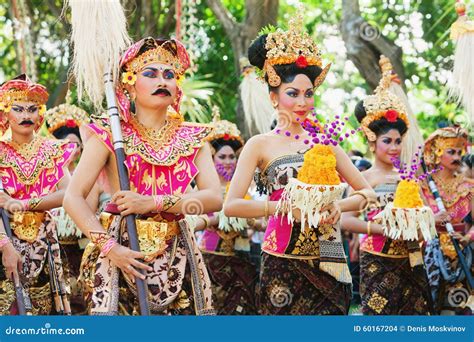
[27,198,43,210]
[101,238,117,256]
[264,200,269,220]
[0,234,10,249]
[351,190,375,212]
[200,215,210,229]
[153,195,164,212]
[162,195,181,211]
[367,221,372,236]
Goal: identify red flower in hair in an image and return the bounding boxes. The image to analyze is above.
[223,133,231,140]
[295,55,308,68]
[385,110,398,123]
[65,119,77,128]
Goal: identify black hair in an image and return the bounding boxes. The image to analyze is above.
[248,34,322,92]
[210,138,242,154]
[354,100,408,137]
[52,126,81,141]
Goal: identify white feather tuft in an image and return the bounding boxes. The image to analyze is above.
[66,0,131,110]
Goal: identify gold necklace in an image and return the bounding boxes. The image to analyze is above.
[7,135,43,161]
[129,114,180,150]
[433,173,460,197]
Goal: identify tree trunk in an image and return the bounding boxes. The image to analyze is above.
[206,0,279,138]
[340,0,406,91]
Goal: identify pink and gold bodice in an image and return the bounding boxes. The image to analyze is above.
[422,176,473,230]
[256,152,323,259]
[421,176,473,260]
[360,183,409,258]
[88,115,212,196]
[0,136,75,199]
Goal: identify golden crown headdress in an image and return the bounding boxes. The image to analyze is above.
[360,56,409,141]
[261,11,331,88]
[424,126,468,166]
[208,106,244,148]
[45,102,89,134]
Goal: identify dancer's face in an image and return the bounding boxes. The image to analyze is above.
[271,74,314,127]
[214,145,237,170]
[7,101,41,135]
[65,133,83,162]
[374,129,402,165]
[131,62,178,110]
[439,147,463,172]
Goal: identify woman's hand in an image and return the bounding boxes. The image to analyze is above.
[320,202,341,225]
[106,244,153,280]
[1,242,22,281]
[112,191,155,216]
[0,193,25,213]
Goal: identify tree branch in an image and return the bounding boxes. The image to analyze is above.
[205,0,239,39]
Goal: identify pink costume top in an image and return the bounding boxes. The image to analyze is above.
[360,183,409,258]
[0,136,75,199]
[87,114,212,199]
[421,176,473,260]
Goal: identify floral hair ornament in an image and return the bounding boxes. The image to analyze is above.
[0,74,49,135]
[360,68,409,142]
[45,93,89,134]
[207,105,244,154]
[257,9,331,88]
[374,146,438,241]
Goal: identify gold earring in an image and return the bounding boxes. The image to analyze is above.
[369,146,375,153]
[272,102,278,108]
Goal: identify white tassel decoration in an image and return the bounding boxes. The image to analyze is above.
[374,203,437,241]
[275,178,346,229]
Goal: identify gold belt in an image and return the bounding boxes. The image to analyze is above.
[10,211,46,243]
[99,212,180,262]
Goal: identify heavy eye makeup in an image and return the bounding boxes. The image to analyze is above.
[141,67,175,80]
[284,87,314,98]
[218,154,235,160]
[11,105,38,113]
[381,137,401,145]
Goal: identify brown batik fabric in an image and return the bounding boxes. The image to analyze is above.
[203,252,258,315]
[81,215,214,315]
[0,214,67,315]
[360,251,431,315]
[257,253,351,315]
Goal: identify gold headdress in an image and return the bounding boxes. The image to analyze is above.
[424,126,468,166]
[0,74,48,135]
[207,106,244,148]
[261,11,331,88]
[45,101,89,134]
[120,38,190,87]
[361,64,409,141]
